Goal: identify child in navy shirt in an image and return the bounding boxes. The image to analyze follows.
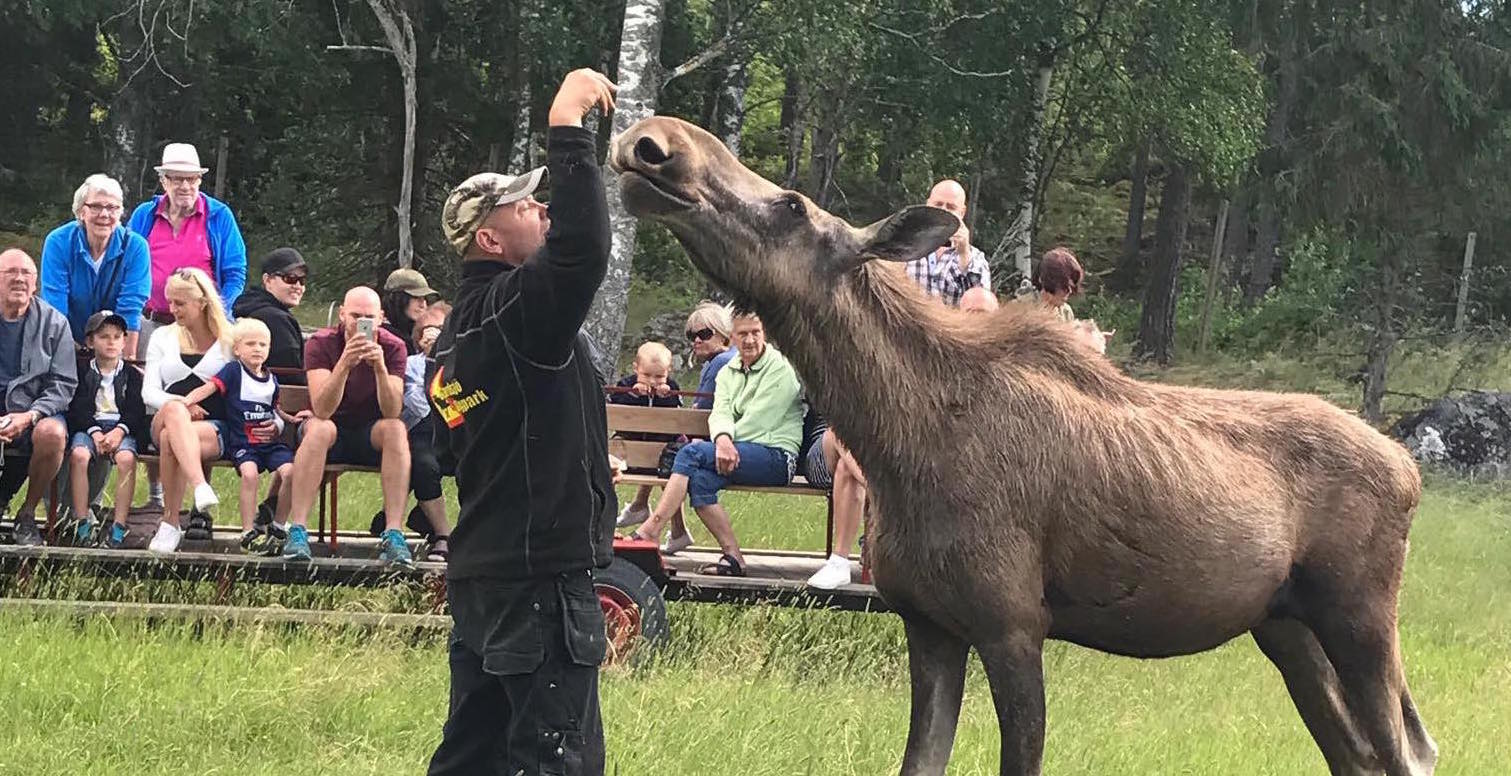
[182,318,295,553]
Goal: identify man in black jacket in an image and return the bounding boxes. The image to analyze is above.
[426,68,618,776]
[231,248,308,386]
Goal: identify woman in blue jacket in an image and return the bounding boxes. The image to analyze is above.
[40,173,152,357]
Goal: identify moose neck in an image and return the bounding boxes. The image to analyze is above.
[752,263,987,486]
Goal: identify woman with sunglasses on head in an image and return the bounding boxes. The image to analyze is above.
[232,248,310,386]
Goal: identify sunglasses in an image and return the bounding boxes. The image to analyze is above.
[686,327,717,343]
[276,273,308,286]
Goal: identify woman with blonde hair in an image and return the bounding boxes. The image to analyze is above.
[142,267,236,553]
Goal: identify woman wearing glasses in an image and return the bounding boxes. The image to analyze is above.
[39,173,152,356]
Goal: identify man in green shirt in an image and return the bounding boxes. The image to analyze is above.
[630,310,802,576]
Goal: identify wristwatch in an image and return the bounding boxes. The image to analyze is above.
[27,410,40,427]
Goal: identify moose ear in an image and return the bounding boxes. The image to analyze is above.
[855,206,961,264]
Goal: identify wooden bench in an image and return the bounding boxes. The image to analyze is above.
[604,404,839,555]
[133,383,380,550]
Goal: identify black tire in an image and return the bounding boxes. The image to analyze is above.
[594,556,669,665]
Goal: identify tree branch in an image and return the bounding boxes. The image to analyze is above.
[868,22,1016,78]
[663,24,738,84]
[326,44,394,54]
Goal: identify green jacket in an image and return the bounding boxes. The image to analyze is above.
[709,345,804,455]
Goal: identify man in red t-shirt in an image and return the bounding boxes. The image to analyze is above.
[282,285,412,564]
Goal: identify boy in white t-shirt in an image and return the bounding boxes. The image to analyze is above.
[182,318,295,553]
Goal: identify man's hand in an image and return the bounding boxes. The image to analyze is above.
[0,412,33,443]
[714,435,740,476]
[951,225,972,270]
[363,341,387,371]
[548,69,617,128]
[339,335,373,373]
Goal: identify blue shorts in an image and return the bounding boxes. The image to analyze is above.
[229,443,295,473]
[68,420,139,460]
[671,439,796,508]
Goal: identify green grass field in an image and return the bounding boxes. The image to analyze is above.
[2,476,1508,775]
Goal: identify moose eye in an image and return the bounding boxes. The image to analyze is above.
[780,196,805,218]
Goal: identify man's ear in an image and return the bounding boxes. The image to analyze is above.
[853,206,961,265]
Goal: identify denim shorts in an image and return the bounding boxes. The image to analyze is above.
[69,420,139,459]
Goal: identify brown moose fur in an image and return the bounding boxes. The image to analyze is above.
[611,115,1437,776]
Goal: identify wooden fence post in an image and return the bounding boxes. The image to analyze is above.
[1454,231,1477,335]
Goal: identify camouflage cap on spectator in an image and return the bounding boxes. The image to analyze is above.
[441,168,546,256]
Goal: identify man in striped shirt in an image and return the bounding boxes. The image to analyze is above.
[904,179,991,306]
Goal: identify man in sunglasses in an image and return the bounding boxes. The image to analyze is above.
[232,248,309,386]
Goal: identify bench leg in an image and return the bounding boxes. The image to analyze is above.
[317,476,327,545]
[328,474,340,553]
[824,492,834,559]
[45,479,59,543]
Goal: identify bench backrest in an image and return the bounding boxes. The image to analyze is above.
[279,385,312,415]
[604,405,711,471]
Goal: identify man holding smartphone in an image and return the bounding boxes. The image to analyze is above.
[426,68,618,775]
[281,285,413,564]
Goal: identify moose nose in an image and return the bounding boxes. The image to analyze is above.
[634,135,673,167]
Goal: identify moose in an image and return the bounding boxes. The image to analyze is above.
[609,116,1437,776]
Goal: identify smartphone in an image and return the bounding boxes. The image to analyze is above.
[355,317,375,341]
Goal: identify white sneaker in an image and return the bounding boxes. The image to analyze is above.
[807,554,853,590]
[192,483,219,513]
[659,531,693,556]
[148,522,184,555]
[615,503,650,528]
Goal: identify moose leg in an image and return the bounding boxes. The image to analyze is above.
[1252,618,1380,775]
[898,614,970,776]
[1311,613,1436,776]
[976,631,1047,776]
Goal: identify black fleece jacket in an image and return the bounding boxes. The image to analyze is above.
[231,286,306,385]
[66,359,147,439]
[430,126,617,581]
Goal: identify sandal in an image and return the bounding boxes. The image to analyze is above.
[700,553,745,577]
[425,537,450,562]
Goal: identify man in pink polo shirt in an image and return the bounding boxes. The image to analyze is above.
[126,142,249,509]
[126,142,248,354]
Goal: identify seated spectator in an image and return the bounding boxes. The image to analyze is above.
[383,301,452,562]
[610,341,682,410]
[283,286,412,565]
[959,286,1000,313]
[630,310,803,576]
[40,174,151,355]
[232,247,309,384]
[232,247,310,528]
[380,268,439,354]
[143,268,235,554]
[1025,247,1115,352]
[65,311,145,548]
[801,416,867,590]
[179,319,295,555]
[685,301,737,410]
[611,342,686,547]
[0,249,78,547]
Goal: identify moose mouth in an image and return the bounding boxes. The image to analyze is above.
[618,170,698,217]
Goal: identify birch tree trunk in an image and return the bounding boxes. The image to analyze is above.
[366,0,418,269]
[586,0,667,376]
[779,68,805,189]
[508,79,534,170]
[714,55,750,156]
[1109,138,1150,293]
[1001,46,1056,278]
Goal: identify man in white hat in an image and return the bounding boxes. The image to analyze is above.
[125,141,249,510]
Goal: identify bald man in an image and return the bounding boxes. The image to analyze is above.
[906,179,992,306]
[0,249,77,547]
[959,286,1000,313]
[281,285,412,564]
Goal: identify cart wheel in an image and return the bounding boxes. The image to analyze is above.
[595,557,669,665]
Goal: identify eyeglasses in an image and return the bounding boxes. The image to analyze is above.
[276,273,307,286]
[0,268,37,278]
[164,175,202,186]
[82,202,122,215]
[686,327,716,342]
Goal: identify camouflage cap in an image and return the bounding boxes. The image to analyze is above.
[441,168,546,255]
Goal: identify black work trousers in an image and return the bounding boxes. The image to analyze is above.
[427,570,608,776]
